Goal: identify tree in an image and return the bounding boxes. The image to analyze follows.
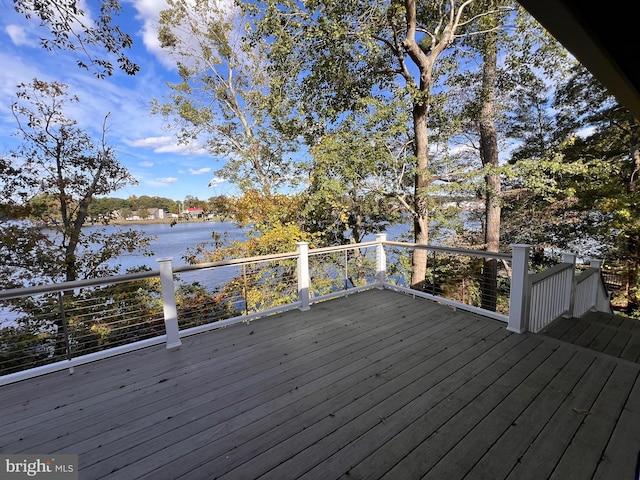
[497,24,588,264]
[552,64,640,312]
[243,0,509,289]
[0,79,152,287]
[87,196,126,223]
[152,0,301,196]
[448,0,511,310]
[13,0,139,77]
[476,12,501,310]
[1,79,157,362]
[304,96,410,247]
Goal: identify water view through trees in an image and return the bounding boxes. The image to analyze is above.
[87,220,412,273]
[85,221,247,271]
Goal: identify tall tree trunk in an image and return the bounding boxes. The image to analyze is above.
[479,25,501,311]
[401,0,478,289]
[411,101,430,289]
[403,0,447,289]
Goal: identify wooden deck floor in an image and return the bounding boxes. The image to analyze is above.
[1,289,640,480]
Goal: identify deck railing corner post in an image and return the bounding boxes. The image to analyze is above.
[157,257,182,350]
[375,233,387,289]
[297,242,310,311]
[590,258,603,270]
[507,244,531,334]
[562,252,577,317]
[590,258,609,312]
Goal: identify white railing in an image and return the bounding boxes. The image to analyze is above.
[381,237,513,323]
[0,241,384,384]
[0,237,614,385]
[573,260,613,318]
[506,247,612,334]
[528,257,575,333]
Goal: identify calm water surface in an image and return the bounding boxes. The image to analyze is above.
[86,221,413,273]
[83,221,246,271]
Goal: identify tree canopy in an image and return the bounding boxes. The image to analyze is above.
[13,0,139,77]
[0,79,151,287]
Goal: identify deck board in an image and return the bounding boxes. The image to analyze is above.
[593,372,640,479]
[549,362,639,480]
[1,289,640,480]
[463,349,595,479]
[504,357,618,480]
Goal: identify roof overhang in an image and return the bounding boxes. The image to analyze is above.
[517,0,640,119]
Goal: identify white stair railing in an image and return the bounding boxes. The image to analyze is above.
[511,250,613,334]
[527,253,576,333]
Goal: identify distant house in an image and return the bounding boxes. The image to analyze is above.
[147,208,165,219]
[125,208,165,221]
[186,207,204,219]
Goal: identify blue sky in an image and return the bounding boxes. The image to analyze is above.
[0,0,232,201]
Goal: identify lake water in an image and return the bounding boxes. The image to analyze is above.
[82,220,248,272]
[86,221,413,273]
[0,220,411,325]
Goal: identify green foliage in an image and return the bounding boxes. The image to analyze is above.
[175,282,241,329]
[152,0,301,195]
[0,79,152,286]
[302,95,410,245]
[14,0,139,77]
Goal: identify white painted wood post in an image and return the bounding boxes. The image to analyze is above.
[508,245,531,334]
[376,233,387,289]
[590,259,610,311]
[157,258,182,350]
[562,252,577,317]
[297,242,310,311]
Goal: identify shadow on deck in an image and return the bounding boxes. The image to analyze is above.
[1,289,639,479]
[540,310,640,364]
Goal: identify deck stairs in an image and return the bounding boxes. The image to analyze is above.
[539,310,640,364]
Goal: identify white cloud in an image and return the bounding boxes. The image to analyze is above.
[208,176,226,187]
[149,177,178,186]
[128,136,173,148]
[139,161,154,167]
[5,25,37,47]
[126,135,206,155]
[189,167,211,175]
[155,143,207,155]
[130,0,241,70]
[130,0,175,69]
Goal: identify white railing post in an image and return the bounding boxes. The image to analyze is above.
[508,244,531,334]
[157,258,182,350]
[376,233,387,289]
[562,252,577,317]
[297,242,310,311]
[590,259,610,311]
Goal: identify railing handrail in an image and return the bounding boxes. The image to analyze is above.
[0,241,510,302]
[529,262,574,286]
[383,241,513,261]
[307,241,379,256]
[172,250,300,274]
[1,235,619,386]
[0,251,305,302]
[0,269,161,301]
[575,266,600,284]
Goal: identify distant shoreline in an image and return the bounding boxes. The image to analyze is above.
[87,217,227,227]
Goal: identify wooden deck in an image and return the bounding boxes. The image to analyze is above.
[540,310,640,363]
[1,289,639,479]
